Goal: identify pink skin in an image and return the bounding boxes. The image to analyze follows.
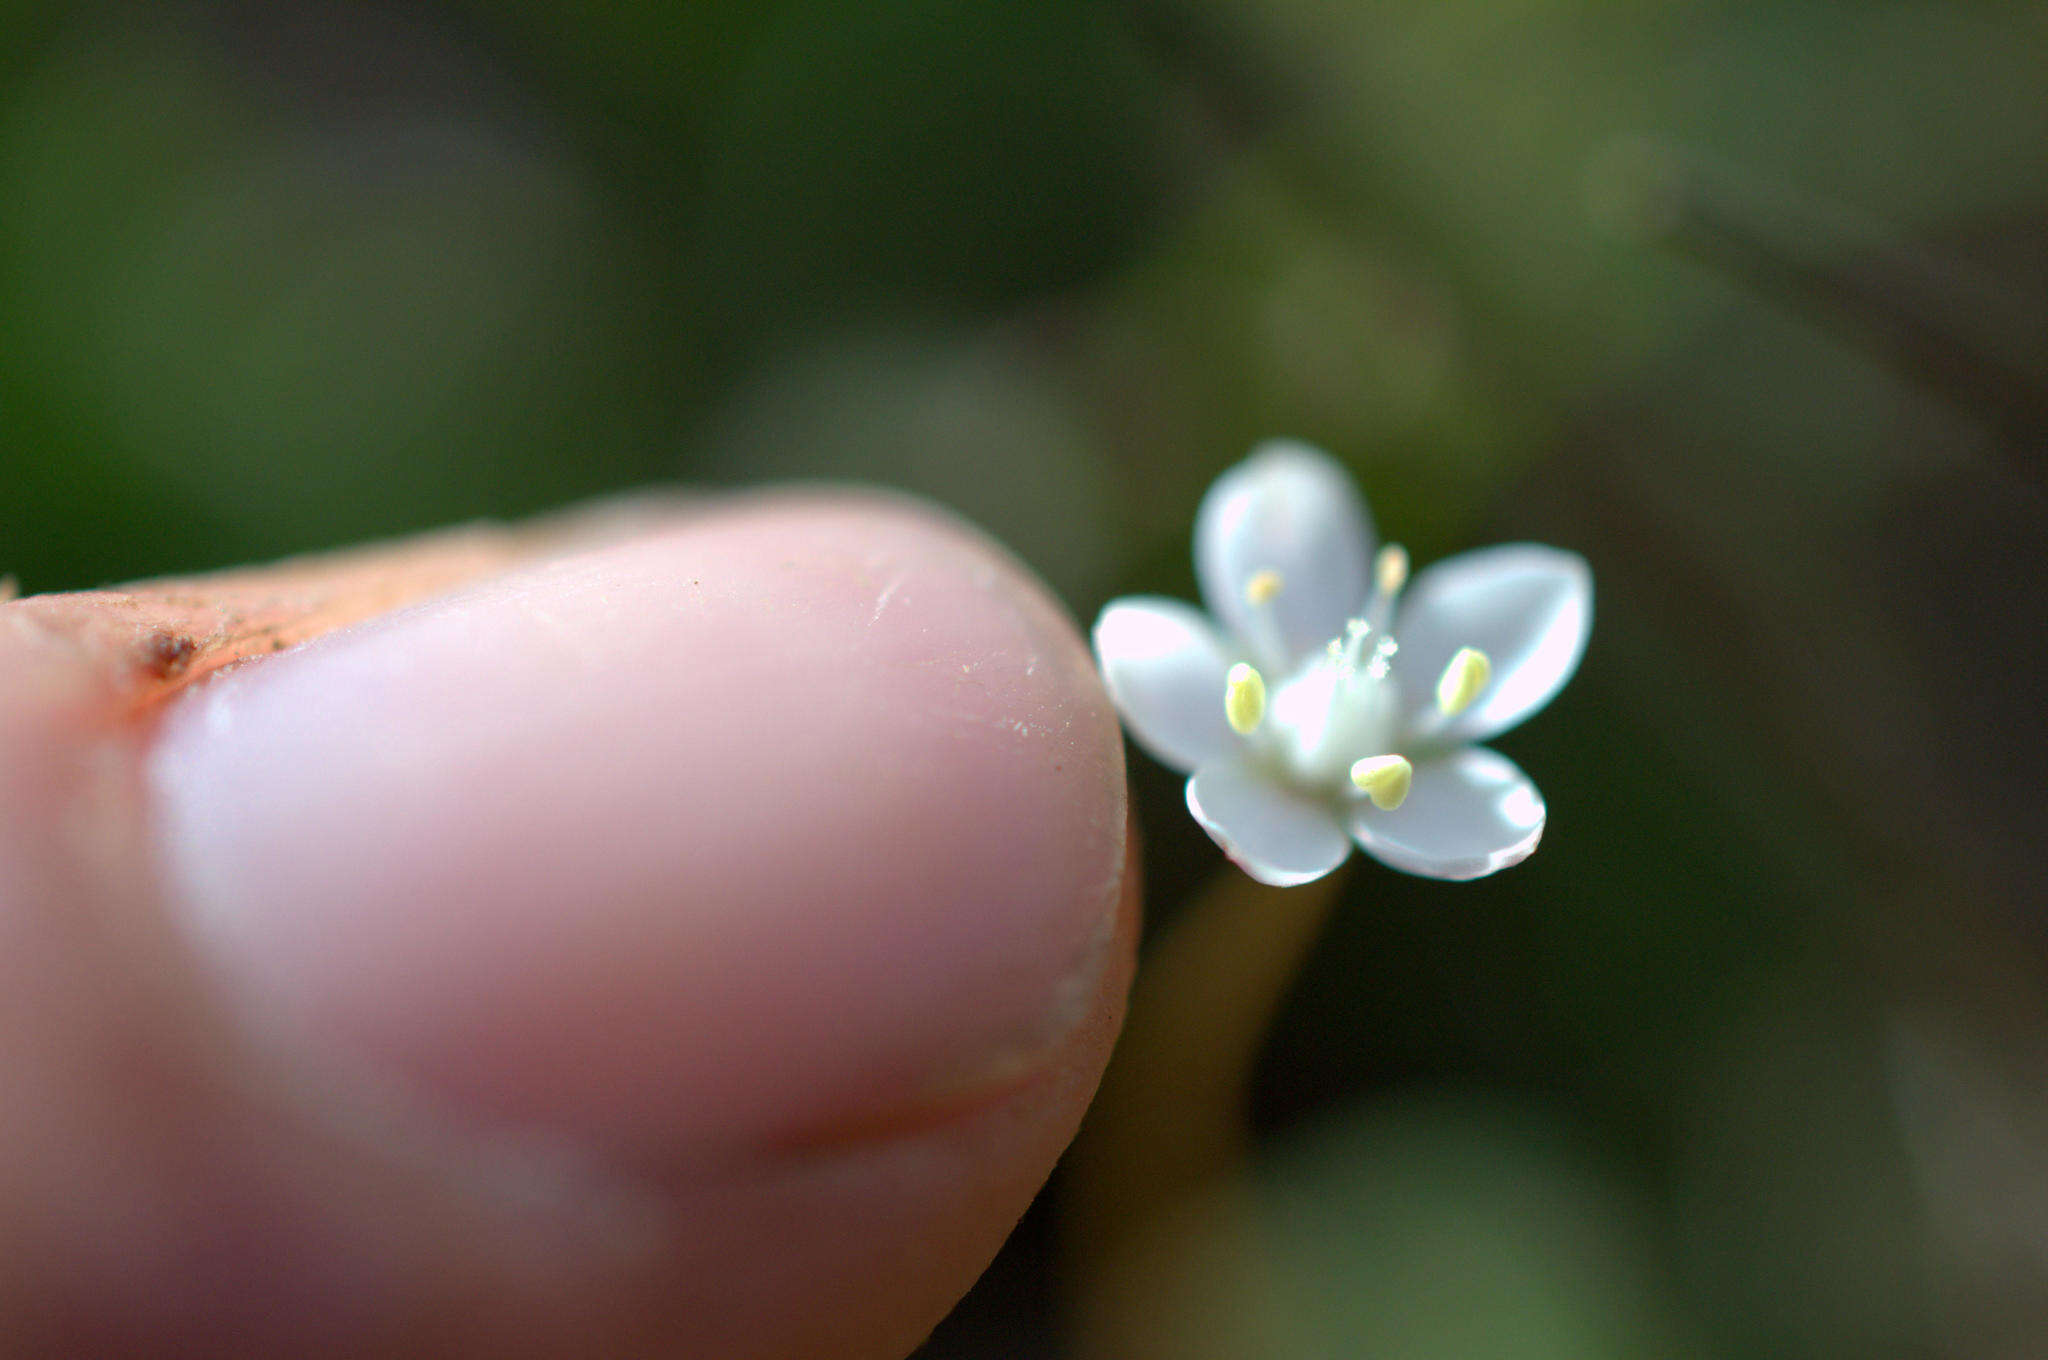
[0,494,1136,1358]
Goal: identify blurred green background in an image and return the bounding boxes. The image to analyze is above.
[5,2,2046,1356]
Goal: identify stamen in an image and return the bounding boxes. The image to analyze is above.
[1375,544,1409,598]
[1435,647,1492,717]
[1225,662,1267,735]
[1364,543,1408,634]
[1240,569,1289,667]
[1350,754,1413,810]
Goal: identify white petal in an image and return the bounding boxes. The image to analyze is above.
[1187,758,1352,886]
[1396,544,1591,743]
[1093,597,1237,771]
[1348,747,1545,880]
[1195,440,1374,668]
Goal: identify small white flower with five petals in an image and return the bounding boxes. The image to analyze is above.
[1093,441,1592,885]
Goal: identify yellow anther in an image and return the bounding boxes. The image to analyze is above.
[1375,543,1409,597]
[1244,569,1284,606]
[1224,662,1267,735]
[1436,647,1492,717]
[1350,754,1413,811]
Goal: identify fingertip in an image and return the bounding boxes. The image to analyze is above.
[149,491,1130,1162]
[2,493,1135,1356]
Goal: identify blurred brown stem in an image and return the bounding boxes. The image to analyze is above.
[1063,864,1344,1353]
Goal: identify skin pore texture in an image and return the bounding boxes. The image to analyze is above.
[0,493,1136,1359]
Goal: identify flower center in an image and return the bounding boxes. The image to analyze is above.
[1269,621,1402,788]
[1220,546,1494,811]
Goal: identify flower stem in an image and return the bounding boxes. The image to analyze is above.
[1063,863,1346,1357]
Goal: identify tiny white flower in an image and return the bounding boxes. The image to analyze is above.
[1094,440,1592,885]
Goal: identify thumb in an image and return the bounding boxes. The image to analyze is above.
[0,493,1135,1358]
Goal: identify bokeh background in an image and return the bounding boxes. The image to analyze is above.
[5,2,2047,1356]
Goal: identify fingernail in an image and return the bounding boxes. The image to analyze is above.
[149,497,1128,1161]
